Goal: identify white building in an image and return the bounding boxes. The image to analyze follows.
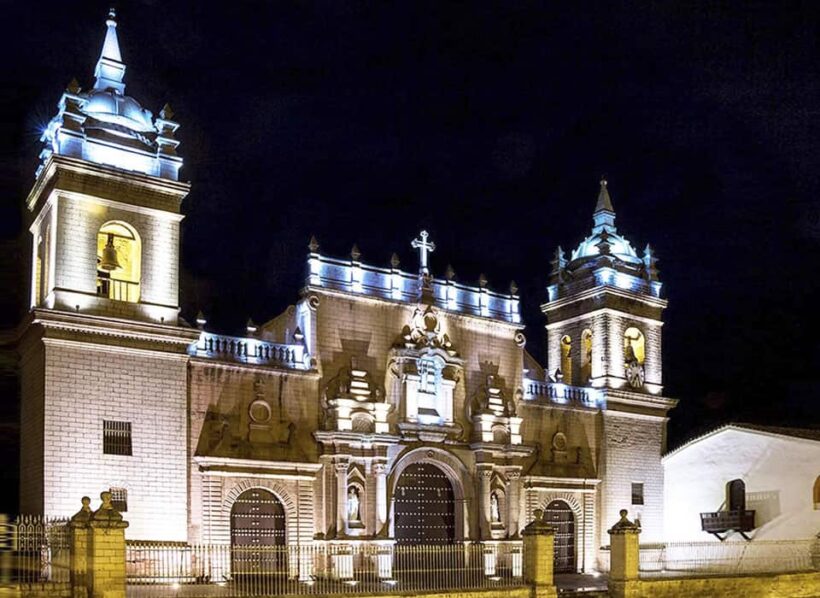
[13,10,680,574]
[664,424,820,542]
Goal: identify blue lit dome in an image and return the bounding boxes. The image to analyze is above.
[83,89,155,133]
[570,230,641,264]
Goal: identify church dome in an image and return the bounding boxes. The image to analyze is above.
[570,230,641,264]
[83,89,155,133]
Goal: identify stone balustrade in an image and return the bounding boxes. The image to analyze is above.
[190,332,311,370]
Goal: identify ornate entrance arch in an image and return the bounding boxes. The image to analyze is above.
[230,488,286,574]
[394,462,455,544]
[544,499,575,573]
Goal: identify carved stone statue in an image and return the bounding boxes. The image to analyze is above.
[490,492,501,522]
[348,487,361,522]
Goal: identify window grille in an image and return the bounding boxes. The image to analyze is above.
[103,420,132,456]
[631,482,644,505]
[110,487,128,512]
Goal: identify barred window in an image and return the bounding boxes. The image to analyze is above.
[631,482,644,505]
[103,421,132,456]
[110,487,128,512]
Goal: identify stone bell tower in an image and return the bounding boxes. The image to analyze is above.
[28,8,187,325]
[17,11,197,541]
[542,179,676,551]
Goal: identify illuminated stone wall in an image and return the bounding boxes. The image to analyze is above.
[23,340,189,541]
[599,412,666,549]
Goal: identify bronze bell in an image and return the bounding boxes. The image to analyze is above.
[99,233,121,271]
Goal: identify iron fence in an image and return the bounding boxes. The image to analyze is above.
[638,539,817,577]
[126,541,524,597]
[0,514,70,587]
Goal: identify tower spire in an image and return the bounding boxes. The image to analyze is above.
[94,8,126,93]
[593,177,616,232]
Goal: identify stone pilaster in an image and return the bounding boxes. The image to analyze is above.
[373,462,388,535]
[522,508,558,598]
[477,465,493,539]
[335,461,349,538]
[506,469,522,538]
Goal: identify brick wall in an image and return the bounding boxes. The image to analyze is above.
[39,340,188,540]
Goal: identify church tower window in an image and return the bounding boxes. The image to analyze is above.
[96,221,141,302]
[623,327,645,364]
[560,335,572,384]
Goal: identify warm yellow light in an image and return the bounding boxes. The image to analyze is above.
[624,327,645,364]
[96,221,141,302]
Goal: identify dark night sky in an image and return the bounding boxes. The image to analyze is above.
[1,1,819,448]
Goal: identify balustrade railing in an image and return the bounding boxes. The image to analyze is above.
[523,379,599,407]
[125,541,523,597]
[192,333,309,370]
[97,277,140,302]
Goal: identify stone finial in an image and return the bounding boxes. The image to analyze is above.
[91,491,128,528]
[67,78,81,94]
[479,273,488,288]
[522,508,555,536]
[445,264,456,281]
[608,509,640,534]
[160,103,174,120]
[292,326,305,343]
[70,496,93,527]
[510,280,519,295]
[308,235,320,252]
[195,310,207,329]
[351,244,361,261]
[246,318,258,335]
[390,252,400,268]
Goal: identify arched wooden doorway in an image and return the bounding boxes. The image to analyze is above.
[544,500,575,573]
[394,462,455,544]
[230,488,286,574]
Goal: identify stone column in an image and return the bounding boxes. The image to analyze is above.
[477,465,493,539]
[69,497,92,598]
[608,508,641,598]
[522,509,557,598]
[88,491,129,598]
[373,462,388,535]
[335,461,349,538]
[506,469,522,538]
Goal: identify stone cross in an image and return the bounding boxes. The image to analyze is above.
[411,230,436,274]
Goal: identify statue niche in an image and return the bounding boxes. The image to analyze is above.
[390,305,463,435]
[321,357,392,434]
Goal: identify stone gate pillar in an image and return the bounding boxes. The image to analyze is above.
[607,509,641,598]
[522,509,557,598]
[88,491,129,598]
[69,497,92,598]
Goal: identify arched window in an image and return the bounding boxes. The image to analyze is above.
[96,221,141,303]
[560,335,572,384]
[581,329,593,384]
[813,476,820,510]
[623,327,645,364]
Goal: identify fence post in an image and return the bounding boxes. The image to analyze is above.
[69,497,92,598]
[87,491,129,598]
[608,509,641,598]
[522,508,558,598]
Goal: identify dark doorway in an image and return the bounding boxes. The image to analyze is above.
[544,500,575,573]
[727,479,746,511]
[230,488,286,575]
[394,462,456,544]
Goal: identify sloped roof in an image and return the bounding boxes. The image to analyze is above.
[664,422,820,460]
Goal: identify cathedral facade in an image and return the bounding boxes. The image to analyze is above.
[16,12,676,573]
